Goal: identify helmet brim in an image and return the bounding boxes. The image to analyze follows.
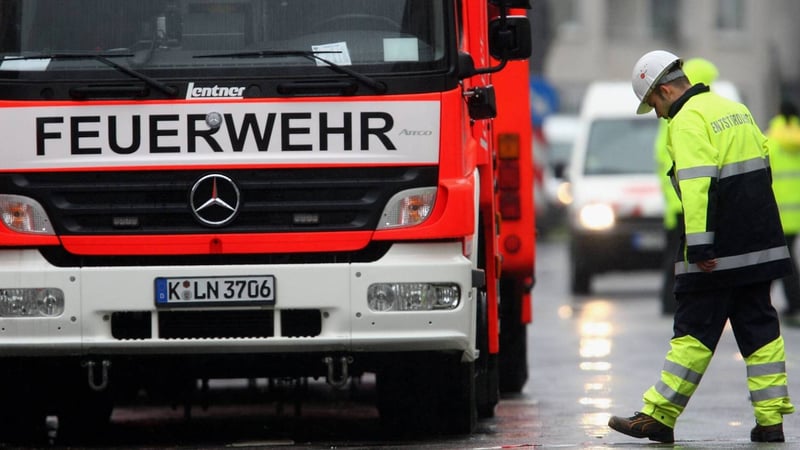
[636,101,653,115]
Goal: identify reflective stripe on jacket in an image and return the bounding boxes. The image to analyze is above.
[666,85,793,292]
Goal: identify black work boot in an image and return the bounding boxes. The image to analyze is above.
[751,423,784,442]
[608,411,674,443]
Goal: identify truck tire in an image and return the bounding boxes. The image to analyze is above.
[475,287,499,417]
[474,217,500,412]
[499,278,529,393]
[377,353,476,435]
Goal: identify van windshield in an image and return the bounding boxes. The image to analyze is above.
[0,0,447,75]
[584,118,659,175]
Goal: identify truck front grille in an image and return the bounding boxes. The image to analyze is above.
[3,166,437,235]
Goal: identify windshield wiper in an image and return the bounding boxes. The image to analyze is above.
[4,53,178,97]
[196,50,387,94]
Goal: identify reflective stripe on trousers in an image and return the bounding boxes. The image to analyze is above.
[641,336,795,428]
[641,335,711,428]
[745,336,795,425]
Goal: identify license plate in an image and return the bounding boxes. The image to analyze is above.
[155,275,275,306]
[632,231,666,251]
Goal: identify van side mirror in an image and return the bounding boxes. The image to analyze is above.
[553,161,566,179]
[489,16,532,61]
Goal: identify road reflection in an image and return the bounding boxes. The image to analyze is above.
[576,300,614,438]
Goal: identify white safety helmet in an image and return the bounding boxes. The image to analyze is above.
[631,50,683,114]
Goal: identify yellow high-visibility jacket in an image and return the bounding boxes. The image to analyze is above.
[766,114,800,235]
[654,58,720,231]
[655,119,682,230]
[666,84,793,292]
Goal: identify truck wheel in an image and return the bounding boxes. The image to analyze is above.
[439,359,477,435]
[377,354,476,435]
[475,287,499,418]
[499,278,529,393]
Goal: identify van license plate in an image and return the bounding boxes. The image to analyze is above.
[155,276,275,306]
[632,232,666,251]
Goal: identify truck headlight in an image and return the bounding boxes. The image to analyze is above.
[367,283,460,311]
[0,288,64,317]
[377,187,436,229]
[0,195,54,235]
[578,203,615,231]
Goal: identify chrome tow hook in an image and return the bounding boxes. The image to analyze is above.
[323,355,354,389]
[81,359,111,391]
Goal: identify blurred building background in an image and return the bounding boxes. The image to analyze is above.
[531,0,800,128]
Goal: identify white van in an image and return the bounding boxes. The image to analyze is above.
[567,81,664,294]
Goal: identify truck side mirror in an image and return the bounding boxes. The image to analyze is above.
[467,85,497,120]
[489,16,531,61]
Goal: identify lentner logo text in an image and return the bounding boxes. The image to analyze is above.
[186,82,246,100]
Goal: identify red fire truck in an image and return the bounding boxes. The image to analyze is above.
[0,0,532,439]
[494,54,535,395]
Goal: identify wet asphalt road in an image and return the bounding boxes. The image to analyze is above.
[527,236,800,449]
[22,236,800,448]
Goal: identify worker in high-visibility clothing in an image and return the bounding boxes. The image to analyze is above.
[766,100,800,324]
[608,50,795,444]
[654,58,720,315]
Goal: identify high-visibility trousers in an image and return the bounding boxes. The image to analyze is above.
[640,281,795,428]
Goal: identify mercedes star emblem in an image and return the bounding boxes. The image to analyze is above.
[190,174,241,227]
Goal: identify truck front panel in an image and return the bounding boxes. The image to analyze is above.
[0,0,516,437]
[0,0,478,366]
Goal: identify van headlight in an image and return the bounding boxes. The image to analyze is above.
[578,203,615,231]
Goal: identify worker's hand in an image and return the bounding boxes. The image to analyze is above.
[696,259,717,272]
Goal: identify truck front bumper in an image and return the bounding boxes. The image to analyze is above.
[0,242,476,361]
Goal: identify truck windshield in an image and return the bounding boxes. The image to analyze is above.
[0,0,448,75]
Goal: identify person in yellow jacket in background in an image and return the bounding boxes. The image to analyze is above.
[654,58,719,315]
[767,100,800,324]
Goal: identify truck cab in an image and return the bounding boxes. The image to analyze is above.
[0,0,532,441]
